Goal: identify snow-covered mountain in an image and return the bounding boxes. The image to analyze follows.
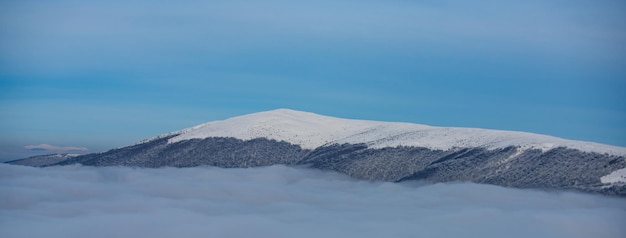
[7,109,626,196]
[161,109,626,154]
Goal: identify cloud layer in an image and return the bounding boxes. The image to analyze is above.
[24,144,88,152]
[1,164,625,238]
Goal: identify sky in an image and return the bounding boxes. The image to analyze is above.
[1,0,626,160]
[1,164,625,238]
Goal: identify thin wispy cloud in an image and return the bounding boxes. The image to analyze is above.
[24,144,88,152]
[0,164,624,238]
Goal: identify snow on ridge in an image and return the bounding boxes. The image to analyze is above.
[166,109,626,155]
[168,109,394,149]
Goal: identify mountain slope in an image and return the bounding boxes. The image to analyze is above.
[7,109,626,196]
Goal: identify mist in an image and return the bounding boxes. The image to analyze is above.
[1,164,624,238]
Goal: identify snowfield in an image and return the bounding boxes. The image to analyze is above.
[602,168,626,184]
[165,109,626,155]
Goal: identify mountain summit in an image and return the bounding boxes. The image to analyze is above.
[8,109,626,196]
[159,108,626,154]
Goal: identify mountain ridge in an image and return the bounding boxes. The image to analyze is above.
[158,108,626,155]
[7,108,626,196]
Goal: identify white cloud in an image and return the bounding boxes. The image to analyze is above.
[24,144,88,152]
[0,164,624,238]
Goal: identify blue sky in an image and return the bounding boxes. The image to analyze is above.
[1,0,625,160]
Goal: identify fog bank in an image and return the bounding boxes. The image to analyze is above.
[1,164,625,238]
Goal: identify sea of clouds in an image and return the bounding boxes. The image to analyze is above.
[1,163,625,238]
